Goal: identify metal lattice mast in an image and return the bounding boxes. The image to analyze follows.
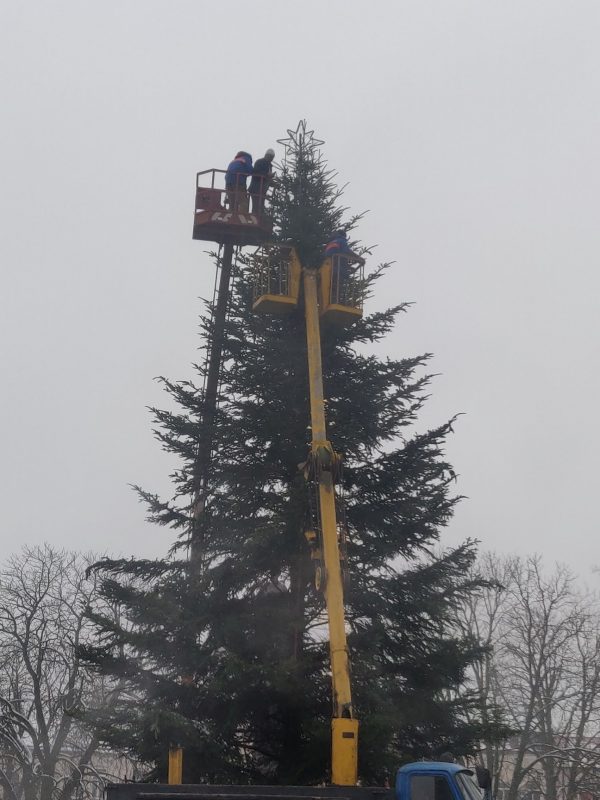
[189,241,235,565]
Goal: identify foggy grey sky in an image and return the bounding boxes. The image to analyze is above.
[1,1,598,577]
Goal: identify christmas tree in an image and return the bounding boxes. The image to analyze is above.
[82,122,487,785]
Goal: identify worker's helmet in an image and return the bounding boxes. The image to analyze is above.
[265,148,275,160]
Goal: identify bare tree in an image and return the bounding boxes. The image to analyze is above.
[457,554,600,800]
[0,545,132,800]
[454,552,515,795]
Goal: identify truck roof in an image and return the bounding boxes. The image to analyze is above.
[397,762,474,776]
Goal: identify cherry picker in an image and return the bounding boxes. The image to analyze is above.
[184,157,366,784]
[188,168,273,564]
[252,242,365,785]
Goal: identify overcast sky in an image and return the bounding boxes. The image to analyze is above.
[1,1,598,578]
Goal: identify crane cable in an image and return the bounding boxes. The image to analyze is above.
[188,242,240,558]
[188,242,223,558]
[200,243,224,399]
[214,243,241,404]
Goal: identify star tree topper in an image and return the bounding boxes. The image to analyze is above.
[277,120,325,161]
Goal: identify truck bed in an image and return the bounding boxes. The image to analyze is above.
[106,784,393,800]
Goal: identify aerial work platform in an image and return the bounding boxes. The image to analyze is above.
[252,248,364,327]
[193,169,273,246]
[252,244,302,314]
[319,254,364,327]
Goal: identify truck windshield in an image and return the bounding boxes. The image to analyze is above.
[411,775,455,800]
[456,772,484,800]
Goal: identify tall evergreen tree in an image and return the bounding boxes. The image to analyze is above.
[82,123,488,785]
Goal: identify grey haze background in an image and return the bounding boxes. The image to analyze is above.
[1,1,598,574]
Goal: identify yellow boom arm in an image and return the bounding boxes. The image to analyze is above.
[303,268,358,786]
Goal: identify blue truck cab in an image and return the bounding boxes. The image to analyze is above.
[396,762,488,800]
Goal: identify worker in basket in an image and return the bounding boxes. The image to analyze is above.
[322,230,365,305]
[249,148,275,213]
[225,151,252,213]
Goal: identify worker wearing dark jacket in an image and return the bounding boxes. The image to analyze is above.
[225,151,252,212]
[249,148,275,213]
[322,230,364,305]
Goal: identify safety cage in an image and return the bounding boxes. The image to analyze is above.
[319,254,365,327]
[252,244,302,314]
[193,168,273,246]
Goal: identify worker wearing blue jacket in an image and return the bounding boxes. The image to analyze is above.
[322,230,365,305]
[225,151,252,213]
[323,230,353,257]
